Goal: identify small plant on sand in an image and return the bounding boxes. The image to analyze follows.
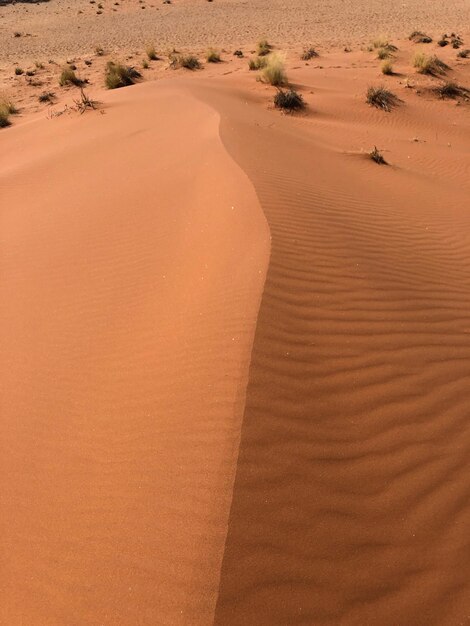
[435,81,468,99]
[0,107,11,128]
[413,52,449,75]
[371,37,397,53]
[369,146,387,164]
[260,53,287,86]
[73,88,99,113]
[179,54,201,69]
[409,31,432,44]
[15,67,24,75]
[248,56,267,71]
[59,66,83,86]
[146,45,158,60]
[381,60,394,75]
[0,98,18,115]
[95,45,105,56]
[377,47,392,60]
[206,48,221,63]
[38,91,55,103]
[257,38,272,56]
[301,46,318,61]
[273,88,305,111]
[457,49,469,59]
[105,61,141,88]
[366,85,399,111]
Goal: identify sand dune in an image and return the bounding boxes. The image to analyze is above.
[1,11,470,625]
[0,82,269,624]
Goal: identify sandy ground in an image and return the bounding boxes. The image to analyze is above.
[1,1,470,625]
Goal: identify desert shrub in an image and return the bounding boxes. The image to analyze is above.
[15,67,24,75]
[95,46,105,56]
[381,60,394,75]
[370,146,387,164]
[437,37,449,47]
[248,56,267,70]
[59,66,83,86]
[0,98,18,114]
[35,61,45,69]
[372,37,397,52]
[457,49,470,58]
[260,53,287,86]
[274,88,304,111]
[38,91,55,102]
[179,55,201,69]
[301,46,318,60]
[409,31,432,44]
[413,52,449,75]
[435,81,468,99]
[257,38,271,56]
[73,88,99,112]
[0,108,11,128]
[105,61,141,88]
[206,48,221,63]
[366,85,399,111]
[377,47,392,60]
[146,45,158,60]
[142,59,149,69]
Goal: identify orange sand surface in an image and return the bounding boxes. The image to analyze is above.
[1,4,470,625]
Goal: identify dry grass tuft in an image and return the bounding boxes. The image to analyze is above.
[59,66,83,86]
[409,31,432,44]
[260,52,287,86]
[301,46,318,61]
[413,52,449,75]
[381,60,394,75]
[146,45,158,60]
[0,107,11,128]
[206,48,221,63]
[257,38,272,56]
[434,81,468,99]
[370,146,387,164]
[105,61,141,88]
[73,88,99,112]
[366,85,400,111]
[248,56,267,71]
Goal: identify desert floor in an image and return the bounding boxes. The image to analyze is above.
[1,1,470,625]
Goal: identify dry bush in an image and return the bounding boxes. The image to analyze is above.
[206,48,221,63]
[248,56,267,70]
[413,52,449,75]
[409,31,432,44]
[260,53,287,86]
[105,61,141,88]
[146,45,158,60]
[274,88,305,111]
[370,146,387,164]
[381,60,394,75]
[301,46,318,61]
[366,85,400,111]
[434,81,468,99]
[59,66,83,86]
[257,38,271,56]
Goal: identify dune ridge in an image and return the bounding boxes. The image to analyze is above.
[189,73,470,624]
[0,81,269,625]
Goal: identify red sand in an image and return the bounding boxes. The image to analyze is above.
[1,33,470,626]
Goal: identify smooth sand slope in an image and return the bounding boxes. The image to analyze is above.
[0,82,269,625]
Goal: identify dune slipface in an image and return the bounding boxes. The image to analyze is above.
[193,76,470,625]
[0,82,269,625]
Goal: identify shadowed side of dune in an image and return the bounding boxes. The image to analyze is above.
[193,83,470,625]
[0,82,269,625]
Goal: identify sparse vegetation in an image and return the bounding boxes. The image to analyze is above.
[73,88,99,113]
[371,37,397,53]
[38,91,55,103]
[413,52,449,75]
[146,45,158,60]
[95,46,105,56]
[14,67,23,75]
[0,108,11,128]
[370,146,387,164]
[273,88,305,111]
[301,46,318,61]
[457,49,470,59]
[0,98,18,115]
[105,61,141,88]
[179,55,201,69]
[409,31,432,44]
[257,38,271,56]
[377,47,392,60]
[381,60,394,75]
[142,59,149,69]
[437,37,449,47]
[260,53,287,86]
[366,85,399,111]
[206,48,221,63]
[59,66,83,86]
[248,56,267,71]
[435,81,468,99]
